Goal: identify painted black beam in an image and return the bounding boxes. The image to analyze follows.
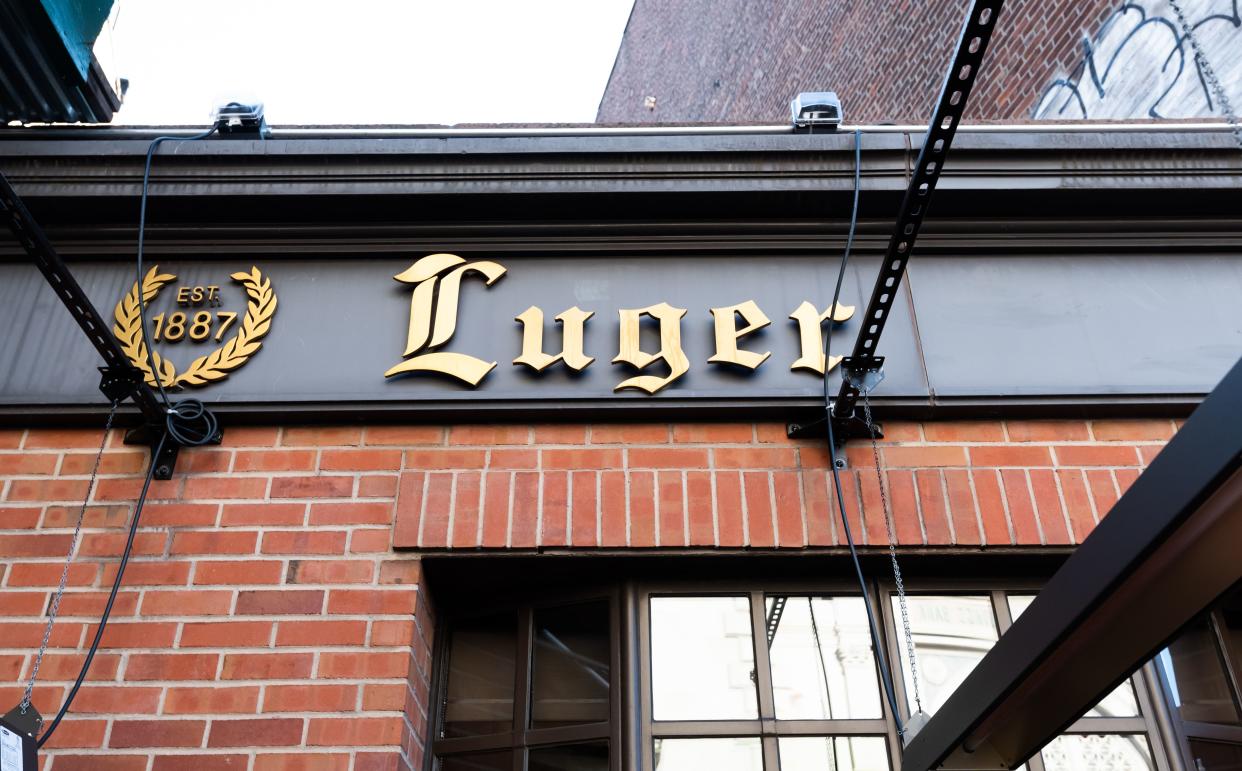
[902,353,1242,770]
[0,169,164,422]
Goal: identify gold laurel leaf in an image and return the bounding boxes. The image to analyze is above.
[112,266,178,388]
[113,265,277,390]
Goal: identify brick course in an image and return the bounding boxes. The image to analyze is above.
[0,418,1173,769]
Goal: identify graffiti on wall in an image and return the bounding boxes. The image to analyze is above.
[1034,0,1242,120]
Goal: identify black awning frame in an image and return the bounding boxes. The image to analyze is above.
[903,355,1242,770]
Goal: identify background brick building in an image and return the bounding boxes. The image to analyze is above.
[597,0,1242,124]
[596,0,1118,124]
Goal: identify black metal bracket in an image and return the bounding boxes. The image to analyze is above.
[98,366,141,404]
[840,355,886,394]
[787,412,884,444]
[788,356,887,442]
[122,421,222,480]
[122,425,179,481]
[831,0,1005,428]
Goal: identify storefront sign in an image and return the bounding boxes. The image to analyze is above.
[2,251,1239,414]
[381,253,855,393]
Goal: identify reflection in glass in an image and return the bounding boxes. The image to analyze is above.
[778,736,890,771]
[651,596,758,720]
[531,601,610,728]
[443,612,517,738]
[1189,738,1242,770]
[654,737,762,771]
[766,596,881,719]
[439,750,514,771]
[1040,734,1154,771]
[1219,586,1242,689]
[529,741,609,771]
[1008,595,1139,718]
[1163,613,1240,725]
[894,595,997,716]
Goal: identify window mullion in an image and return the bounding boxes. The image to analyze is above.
[638,586,655,771]
[761,735,780,771]
[621,582,641,771]
[992,590,1014,633]
[749,590,777,723]
[514,606,534,746]
[1138,659,1193,771]
[1026,747,1049,771]
[426,615,452,771]
[1209,610,1242,717]
[875,578,907,763]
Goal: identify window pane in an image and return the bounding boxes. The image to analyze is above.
[1040,734,1154,771]
[651,596,758,720]
[1163,613,1240,725]
[1008,595,1139,718]
[439,750,514,771]
[443,612,517,738]
[528,741,609,771]
[895,595,997,715]
[778,736,890,771]
[531,601,610,729]
[1188,738,1242,771]
[766,595,882,719]
[654,738,762,771]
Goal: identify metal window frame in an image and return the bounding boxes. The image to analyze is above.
[428,586,623,771]
[636,580,901,771]
[426,569,1194,771]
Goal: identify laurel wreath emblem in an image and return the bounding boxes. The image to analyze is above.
[113,265,277,388]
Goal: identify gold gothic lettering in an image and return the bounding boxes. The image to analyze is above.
[384,253,507,386]
[789,300,857,374]
[708,300,771,370]
[612,302,690,394]
[513,306,595,372]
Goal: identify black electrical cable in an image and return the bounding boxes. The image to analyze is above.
[27,128,225,751]
[36,433,167,748]
[136,127,216,407]
[820,129,906,730]
[136,128,221,449]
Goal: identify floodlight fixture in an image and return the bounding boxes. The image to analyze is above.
[791,91,842,129]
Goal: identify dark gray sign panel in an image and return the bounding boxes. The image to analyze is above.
[908,255,1242,397]
[3,252,1240,416]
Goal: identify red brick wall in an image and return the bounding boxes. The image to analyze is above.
[0,418,1174,769]
[597,0,1118,124]
[0,427,429,771]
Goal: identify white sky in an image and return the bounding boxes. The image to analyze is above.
[97,0,635,126]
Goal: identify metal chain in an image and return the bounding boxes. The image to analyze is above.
[1168,0,1242,150]
[21,399,119,713]
[805,598,837,719]
[861,391,924,714]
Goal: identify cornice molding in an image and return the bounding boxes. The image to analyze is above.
[1,130,1239,200]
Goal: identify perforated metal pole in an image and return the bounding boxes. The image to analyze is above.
[0,170,164,421]
[832,0,1005,434]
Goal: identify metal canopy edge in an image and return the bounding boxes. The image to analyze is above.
[902,354,1242,770]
